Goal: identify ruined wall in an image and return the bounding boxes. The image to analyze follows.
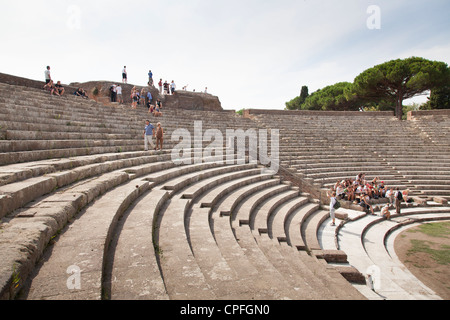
[70,80,223,111]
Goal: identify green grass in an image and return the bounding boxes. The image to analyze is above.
[407,222,450,238]
[406,222,450,266]
[407,240,450,265]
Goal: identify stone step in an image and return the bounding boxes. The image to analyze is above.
[156,163,264,299]
[22,178,150,300]
[285,202,321,251]
[333,208,450,300]
[269,196,310,243]
[0,152,245,299]
[104,188,170,300]
[251,189,299,235]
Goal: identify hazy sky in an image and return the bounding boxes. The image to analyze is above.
[1,0,449,110]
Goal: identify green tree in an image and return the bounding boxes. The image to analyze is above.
[285,85,309,110]
[350,57,450,120]
[302,82,360,111]
[425,85,450,109]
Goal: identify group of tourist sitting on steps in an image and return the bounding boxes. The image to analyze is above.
[329,173,413,219]
[129,86,163,117]
[43,66,89,99]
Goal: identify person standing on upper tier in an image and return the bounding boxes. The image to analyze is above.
[116,84,123,104]
[45,66,51,84]
[122,66,127,84]
[158,79,163,94]
[148,70,153,86]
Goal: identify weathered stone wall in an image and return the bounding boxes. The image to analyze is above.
[70,81,223,111]
[407,109,450,120]
[0,73,223,111]
[243,109,395,118]
[0,72,79,93]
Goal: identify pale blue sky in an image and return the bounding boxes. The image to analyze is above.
[1,0,449,110]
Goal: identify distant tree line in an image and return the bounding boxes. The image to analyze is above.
[285,57,450,120]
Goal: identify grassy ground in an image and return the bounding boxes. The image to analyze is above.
[395,221,450,300]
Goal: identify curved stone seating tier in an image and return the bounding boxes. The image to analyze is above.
[0,151,224,298]
[0,82,258,166]
[318,205,450,300]
[250,111,450,202]
[1,81,450,300]
[7,155,364,300]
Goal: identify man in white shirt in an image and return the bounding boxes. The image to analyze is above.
[329,191,337,226]
[116,84,123,104]
[45,66,51,84]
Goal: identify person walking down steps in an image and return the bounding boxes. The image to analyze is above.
[144,120,155,151]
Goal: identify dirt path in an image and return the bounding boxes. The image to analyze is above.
[394,222,450,300]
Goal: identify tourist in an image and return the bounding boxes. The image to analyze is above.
[346,184,356,202]
[170,80,176,94]
[146,90,153,110]
[155,122,164,151]
[336,182,346,200]
[144,120,155,151]
[153,105,163,117]
[55,81,65,96]
[45,66,51,84]
[139,88,145,105]
[148,70,153,86]
[158,79,163,94]
[74,88,88,99]
[110,84,117,102]
[378,181,386,198]
[403,189,413,203]
[361,192,375,215]
[156,99,163,110]
[328,191,337,226]
[122,66,127,84]
[163,81,169,95]
[131,86,138,109]
[43,80,59,96]
[116,84,123,104]
[380,204,391,220]
[394,187,403,215]
[385,188,394,205]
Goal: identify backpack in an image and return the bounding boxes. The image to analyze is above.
[397,191,403,201]
[333,199,341,210]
